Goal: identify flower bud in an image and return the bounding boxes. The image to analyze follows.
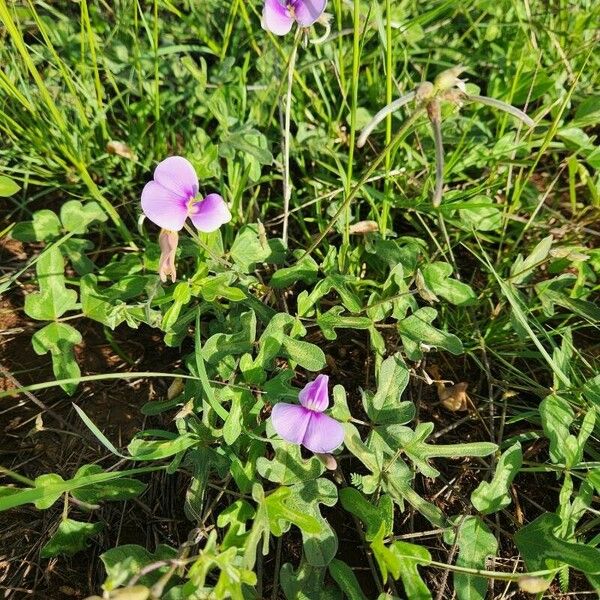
[518,576,550,594]
[158,229,179,283]
[434,65,466,92]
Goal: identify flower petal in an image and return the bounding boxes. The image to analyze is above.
[302,412,344,454]
[153,156,198,199]
[298,374,329,412]
[188,193,232,232]
[293,0,326,27]
[262,0,294,35]
[271,403,312,445]
[141,181,188,231]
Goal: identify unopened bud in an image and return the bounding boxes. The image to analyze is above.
[518,576,550,594]
[158,229,179,283]
[316,453,338,470]
[349,220,379,234]
[106,140,136,160]
[434,65,466,92]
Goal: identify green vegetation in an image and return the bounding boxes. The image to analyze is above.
[0,0,599,598]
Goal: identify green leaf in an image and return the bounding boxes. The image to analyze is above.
[392,541,432,600]
[31,322,81,394]
[446,516,498,600]
[230,224,284,272]
[71,465,146,503]
[471,443,522,514]
[101,544,177,590]
[280,561,339,600]
[0,465,163,512]
[457,197,502,231]
[258,424,324,485]
[202,310,256,365]
[80,274,125,329]
[317,306,372,341]
[282,336,326,371]
[24,245,78,320]
[285,479,338,566]
[378,421,496,478]
[62,238,95,275]
[127,433,199,460]
[270,253,319,289]
[510,235,553,285]
[40,518,103,558]
[540,394,576,465]
[371,353,410,412]
[33,474,65,509]
[329,559,368,600]
[259,485,321,537]
[12,209,61,242]
[0,174,20,197]
[371,526,431,598]
[72,403,126,458]
[60,200,107,234]
[398,307,463,360]
[515,513,600,575]
[198,273,247,302]
[220,388,254,445]
[194,312,230,421]
[339,488,393,541]
[421,262,477,306]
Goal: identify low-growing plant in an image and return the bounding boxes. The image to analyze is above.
[1,0,599,598]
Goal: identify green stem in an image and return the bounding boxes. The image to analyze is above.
[430,108,444,207]
[281,31,301,247]
[381,0,393,237]
[0,466,36,487]
[345,0,361,247]
[153,0,160,124]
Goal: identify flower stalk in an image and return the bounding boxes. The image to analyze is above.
[282,30,302,246]
[357,65,536,207]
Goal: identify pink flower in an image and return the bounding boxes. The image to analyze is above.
[141,156,231,232]
[271,374,344,454]
[261,0,327,36]
[157,229,178,283]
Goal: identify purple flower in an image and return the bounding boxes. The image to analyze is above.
[261,0,327,36]
[141,156,231,232]
[271,374,344,454]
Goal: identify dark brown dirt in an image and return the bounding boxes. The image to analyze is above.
[0,285,189,599]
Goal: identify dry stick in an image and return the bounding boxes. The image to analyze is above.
[302,108,424,259]
[281,31,302,247]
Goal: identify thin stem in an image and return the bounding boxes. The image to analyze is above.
[281,31,301,247]
[468,94,535,128]
[0,466,35,487]
[430,106,444,207]
[302,108,424,258]
[357,91,416,148]
[345,0,361,247]
[153,0,160,124]
[381,0,393,238]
